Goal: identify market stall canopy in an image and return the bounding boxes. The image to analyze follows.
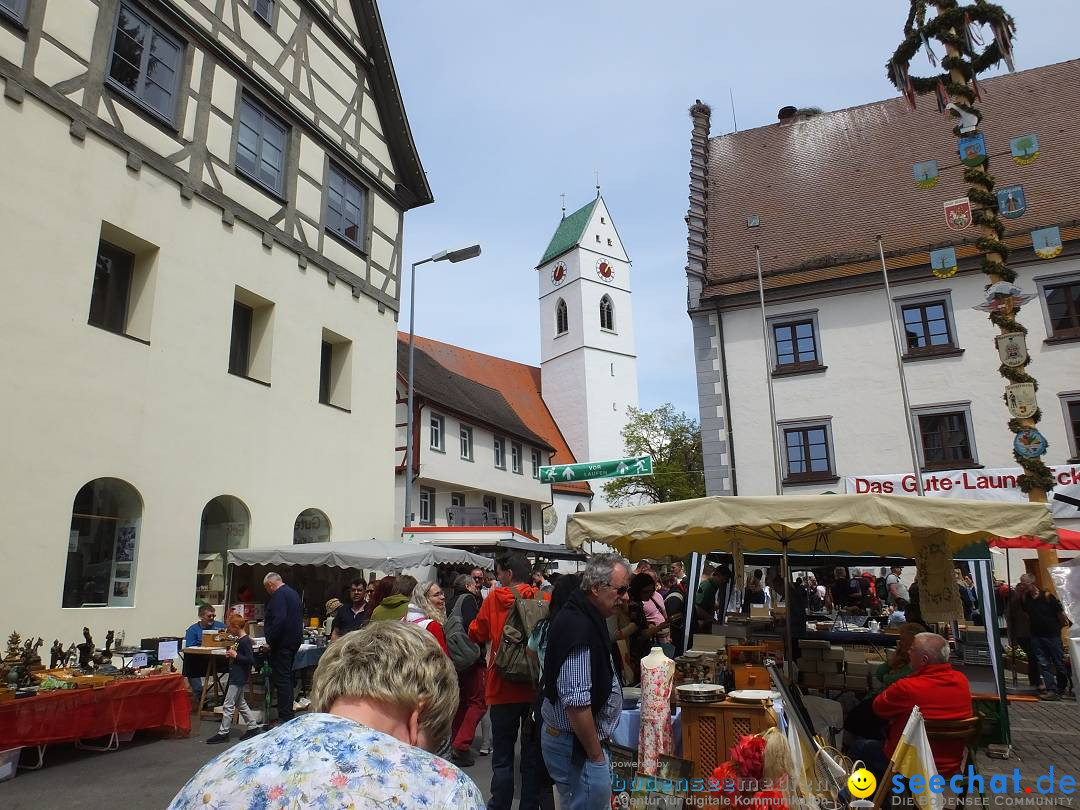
[991,528,1080,550]
[496,539,587,560]
[565,493,1055,560]
[228,539,493,573]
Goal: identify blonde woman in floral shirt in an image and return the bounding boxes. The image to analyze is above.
[168,621,484,809]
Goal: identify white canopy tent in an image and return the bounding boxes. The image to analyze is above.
[227,539,493,572]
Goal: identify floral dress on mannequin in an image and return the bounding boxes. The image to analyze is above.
[638,652,675,775]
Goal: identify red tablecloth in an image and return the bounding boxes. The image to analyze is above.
[0,674,191,748]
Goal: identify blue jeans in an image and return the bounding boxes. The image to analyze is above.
[489,702,540,810]
[1032,635,1067,694]
[540,723,611,810]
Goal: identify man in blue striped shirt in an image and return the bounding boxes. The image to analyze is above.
[540,553,629,810]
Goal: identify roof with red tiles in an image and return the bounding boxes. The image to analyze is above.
[397,334,592,496]
[700,59,1080,300]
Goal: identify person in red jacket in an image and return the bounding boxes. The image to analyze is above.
[469,552,550,810]
[871,632,973,778]
[404,580,449,655]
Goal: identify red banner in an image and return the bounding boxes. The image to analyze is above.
[0,674,191,749]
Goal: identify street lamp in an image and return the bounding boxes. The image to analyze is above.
[403,244,482,529]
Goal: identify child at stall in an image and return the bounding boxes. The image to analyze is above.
[207,612,262,744]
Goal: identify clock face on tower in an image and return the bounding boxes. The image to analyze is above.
[596,259,615,282]
[551,262,567,286]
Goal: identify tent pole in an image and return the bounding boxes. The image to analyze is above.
[1005,549,1019,690]
[782,540,794,678]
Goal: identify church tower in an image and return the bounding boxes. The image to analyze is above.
[537,196,639,504]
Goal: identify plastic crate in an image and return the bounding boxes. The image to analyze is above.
[962,646,993,666]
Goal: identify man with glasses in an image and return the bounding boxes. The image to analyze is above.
[183,603,225,699]
[331,578,370,641]
[470,567,490,600]
[540,553,629,809]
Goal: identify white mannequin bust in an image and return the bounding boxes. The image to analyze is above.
[641,646,672,670]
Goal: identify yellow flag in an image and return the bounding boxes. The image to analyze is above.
[890,706,945,810]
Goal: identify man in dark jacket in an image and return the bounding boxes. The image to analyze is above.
[263,571,303,722]
[1028,585,1070,700]
[449,573,485,766]
[1006,575,1040,690]
[540,553,628,810]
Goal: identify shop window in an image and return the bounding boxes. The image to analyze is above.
[294,507,331,544]
[64,478,143,608]
[556,299,568,336]
[107,3,183,124]
[197,495,250,604]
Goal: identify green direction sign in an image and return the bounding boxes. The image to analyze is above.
[539,455,653,484]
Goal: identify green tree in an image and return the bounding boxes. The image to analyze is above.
[601,404,705,506]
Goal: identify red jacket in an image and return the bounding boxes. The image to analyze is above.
[469,583,548,705]
[872,663,973,777]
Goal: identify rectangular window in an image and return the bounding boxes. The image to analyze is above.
[483,495,497,518]
[917,410,975,470]
[1042,277,1080,339]
[771,317,821,372]
[900,299,955,353]
[418,488,435,525]
[494,437,505,469]
[251,0,273,24]
[318,329,352,409]
[501,500,514,527]
[236,96,287,195]
[531,449,541,479]
[107,4,183,123]
[0,0,27,23]
[1060,395,1080,460]
[511,442,523,474]
[229,287,274,383]
[520,503,532,535]
[89,241,134,335]
[782,424,834,482]
[460,426,473,460]
[451,492,465,508]
[326,163,366,249]
[430,414,444,451]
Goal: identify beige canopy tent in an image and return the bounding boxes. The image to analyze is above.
[564,493,1056,558]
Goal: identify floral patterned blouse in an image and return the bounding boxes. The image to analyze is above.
[167,712,485,809]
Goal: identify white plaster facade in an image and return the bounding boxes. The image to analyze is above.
[0,0,428,644]
[710,258,1080,535]
[538,197,639,506]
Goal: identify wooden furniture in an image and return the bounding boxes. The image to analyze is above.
[729,644,770,690]
[679,698,775,799]
[182,647,228,720]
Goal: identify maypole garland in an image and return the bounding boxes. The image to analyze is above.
[887,0,1055,494]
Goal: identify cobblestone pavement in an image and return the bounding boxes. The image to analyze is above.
[975,698,1080,806]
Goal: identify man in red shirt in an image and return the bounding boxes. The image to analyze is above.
[872,632,973,777]
[470,552,550,810]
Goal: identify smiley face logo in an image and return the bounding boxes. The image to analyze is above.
[847,768,877,799]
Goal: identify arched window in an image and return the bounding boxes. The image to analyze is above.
[294,508,332,544]
[64,478,143,608]
[555,299,568,335]
[599,295,615,331]
[198,495,250,605]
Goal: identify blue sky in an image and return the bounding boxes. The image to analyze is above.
[380,1,1079,420]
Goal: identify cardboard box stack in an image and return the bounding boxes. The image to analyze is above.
[797,640,883,693]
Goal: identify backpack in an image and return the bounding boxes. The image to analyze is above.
[493,586,548,684]
[444,596,482,672]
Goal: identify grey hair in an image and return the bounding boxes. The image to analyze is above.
[411,580,446,624]
[915,632,950,663]
[263,572,282,585]
[580,553,631,592]
[452,573,472,592]
[1019,574,1035,585]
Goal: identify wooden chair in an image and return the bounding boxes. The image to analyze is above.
[923,716,983,792]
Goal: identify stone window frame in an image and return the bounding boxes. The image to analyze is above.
[777,416,837,485]
[1035,271,1080,344]
[766,310,826,377]
[893,289,964,361]
[910,401,980,471]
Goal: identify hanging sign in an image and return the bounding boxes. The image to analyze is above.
[1005,383,1038,419]
[913,160,940,189]
[1014,429,1048,459]
[957,133,987,166]
[944,198,973,231]
[930,247,958,279]
[996,185,1025,219]
[995,332,1028,368]
[1031,226,1063,260]
[1010,134,1039,166]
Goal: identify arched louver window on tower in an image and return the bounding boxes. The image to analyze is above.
[556,299,568,335]
[599,295,615,331]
